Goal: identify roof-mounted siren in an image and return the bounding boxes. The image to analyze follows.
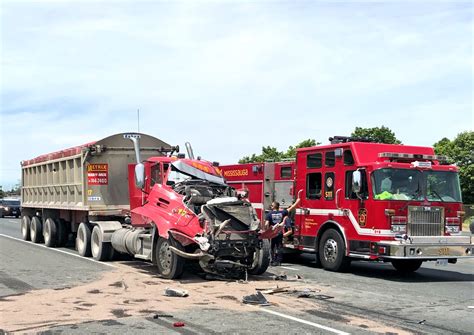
[185,142,195,160]
[329,136,374,144]
[378,152,448,165]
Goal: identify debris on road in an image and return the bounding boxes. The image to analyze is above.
[273,274,302,281]
[153,314,173,319]
[242,291,270,306]
[164,288,189,297]
[173,322,185,327]
[258,286,290,295]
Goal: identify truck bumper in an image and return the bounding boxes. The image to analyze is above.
[374,235,474,260]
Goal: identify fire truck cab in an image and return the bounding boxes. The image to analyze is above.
[222,137,473,273]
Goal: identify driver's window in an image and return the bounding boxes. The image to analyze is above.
[150,163,162,186]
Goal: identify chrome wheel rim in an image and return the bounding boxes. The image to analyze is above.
[323,238,338,263]
[91,230,100,257]
[159,241,173,274]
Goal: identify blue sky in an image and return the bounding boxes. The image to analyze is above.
[0,0,472,189]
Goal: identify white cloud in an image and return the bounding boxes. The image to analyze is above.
[1,1,472,187]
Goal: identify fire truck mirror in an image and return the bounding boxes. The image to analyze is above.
[352,170,362,193]
[135,163,145,189]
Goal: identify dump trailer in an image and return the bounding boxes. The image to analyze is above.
[21,133,270,279]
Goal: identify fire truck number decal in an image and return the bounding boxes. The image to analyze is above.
[87,164,108,185]
[223,169,249,177]
[358,208,367,227]
[438,247,450,256]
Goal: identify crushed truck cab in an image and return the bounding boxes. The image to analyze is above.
[20,133,270,279]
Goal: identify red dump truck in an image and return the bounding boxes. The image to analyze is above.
[221,136,474,273]
[20,133,269,279]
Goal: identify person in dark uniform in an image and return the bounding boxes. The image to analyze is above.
[265,190,302,266]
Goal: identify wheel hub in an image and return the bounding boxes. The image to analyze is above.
[159,241,172,271]
[324,238,338,263]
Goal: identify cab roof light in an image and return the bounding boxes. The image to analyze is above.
[378,152,448,162]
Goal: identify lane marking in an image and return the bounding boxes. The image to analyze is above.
[8,220,19,224]
[279,266,298,271]
[468,306,474,309]
[0,233,117,268]
[260,308,350,335]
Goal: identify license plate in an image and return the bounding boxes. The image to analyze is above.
[436,259,448,266]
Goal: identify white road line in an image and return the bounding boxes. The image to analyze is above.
[260,308,350,335]
[8,220,19,224]
[279,266,298,271]
[468,306,474,309]
[0,233,117,268]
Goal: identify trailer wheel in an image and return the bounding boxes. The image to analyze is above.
[43,218,58,247]
[319,228,351,272]
[21,216,31,241]
[30,216,43,243]
[56,219,68,247]
[91,226,115,261]
[249,239,270,275]
[391,259,423,273]
[156,237,184,279]
[76,222,92,257]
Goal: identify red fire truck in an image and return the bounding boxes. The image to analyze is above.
[221,136,473,273]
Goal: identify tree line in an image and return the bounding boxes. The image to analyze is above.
[238,126,473,204]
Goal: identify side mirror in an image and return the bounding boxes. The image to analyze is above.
[352,170,362,194]
[135,163,145,189]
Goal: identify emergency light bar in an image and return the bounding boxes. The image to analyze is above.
[378,152,447,161]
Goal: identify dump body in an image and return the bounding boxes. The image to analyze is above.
[21,133,171,216]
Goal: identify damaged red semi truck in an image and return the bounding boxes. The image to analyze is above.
[20,133,270,279]
[221,136,474,273]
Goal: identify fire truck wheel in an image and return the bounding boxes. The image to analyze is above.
[156,237,185,279]
[319,229,351,272]
[249,239,271,275]
[76,222,92,257]
[44,218,58,247]
[391,259,423,273]
[56,219,68,247]
[21,216,31,241]
[91,226,115,261]
[30,216,43,243]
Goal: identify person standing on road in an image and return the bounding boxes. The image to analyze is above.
[265,190,302,266]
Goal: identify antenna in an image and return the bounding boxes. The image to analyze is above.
[137,109,140,133]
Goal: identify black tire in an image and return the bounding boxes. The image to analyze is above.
[56,219,68,247]
[76,222,92,257]
[91,226,115,261]
[30,216,43,243]
[318,228,351,272]
[249,239,271,275]
[21,216,31,241]
[44,218,58,247]
[156,237,185,279]
[391,259,423,273]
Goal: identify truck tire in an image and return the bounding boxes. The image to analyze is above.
[156,237,185,279]
[319,228,351,272]
[76,222,92,257]
[248,239,270,275]
[21,216,31,241]
[44,218,58,247]
[91,226,115,261]
[56,219,68,247]
[391,259,423,273]
[30,216,43,243]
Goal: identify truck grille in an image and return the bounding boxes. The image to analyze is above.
[408,206,444,236]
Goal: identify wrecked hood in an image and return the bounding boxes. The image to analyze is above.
[202,197,260,232]
[172,159,226,186]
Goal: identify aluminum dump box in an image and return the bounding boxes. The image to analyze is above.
[21,133,170,215]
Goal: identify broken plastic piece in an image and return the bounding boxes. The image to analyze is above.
[153,314,173,319]
[173,322,185,327]
[164,288,189,297]
[242,291,270,305]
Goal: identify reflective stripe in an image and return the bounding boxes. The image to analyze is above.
[250,203,264,209]
[296,208,394,236]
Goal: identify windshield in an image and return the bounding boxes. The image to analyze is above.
[2,200,20,206]
[371,168,461,202]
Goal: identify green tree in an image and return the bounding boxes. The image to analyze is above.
[239,139,319,163]
[434,131,474,203]
[351,126,402,144]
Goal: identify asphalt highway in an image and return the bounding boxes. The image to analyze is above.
[1,217,473,334]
